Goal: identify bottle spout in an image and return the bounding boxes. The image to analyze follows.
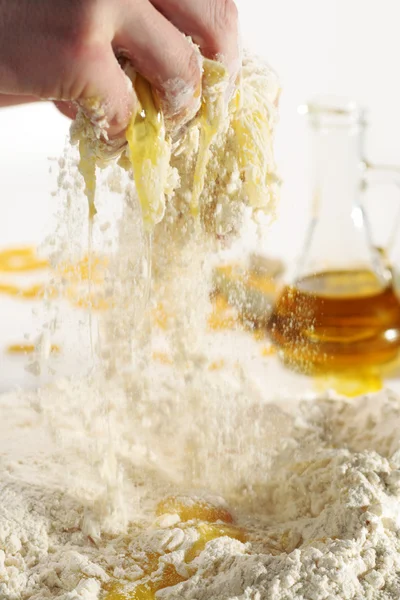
[299,96,366,130]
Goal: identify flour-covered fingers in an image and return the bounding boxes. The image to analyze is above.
[73,45,137,139]
[149,0,241,92]
[114,0,202,128]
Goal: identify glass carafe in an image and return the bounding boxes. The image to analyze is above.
[268,97,400,373]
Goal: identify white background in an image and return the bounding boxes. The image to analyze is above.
[1,0,400,387]
[238,0,400,262]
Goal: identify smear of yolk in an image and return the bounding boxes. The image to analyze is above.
[155,496,234,525]
[0,248,49,299]
[245,272,277,295]
[208,359,225,371]
[260,344,276,357]
[103,500,245,600]
[314,370,383,398]
[126,74,171,230]
[58,255,108,284]
[152,352,172,365]
[0,282,46,300]
[7,344,60,355]
[65,293,110,312]
[78,135,97,219]
[0,247,48,272]
[152,303,169,330]
[105,564,186,600]
[253,329,266,342]
[0,248,110,308]
[191,60,229,216]
[58,254,109,311]
[208,295,239,331]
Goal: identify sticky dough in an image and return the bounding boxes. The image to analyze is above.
[71,51,281,240]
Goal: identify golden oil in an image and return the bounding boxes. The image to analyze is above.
[267,269,400,373]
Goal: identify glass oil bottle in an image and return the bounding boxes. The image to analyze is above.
[268,98,400,373]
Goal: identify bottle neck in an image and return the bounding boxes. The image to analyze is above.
[310,118,364,220]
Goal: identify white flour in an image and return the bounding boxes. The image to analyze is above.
[2,379,400,599]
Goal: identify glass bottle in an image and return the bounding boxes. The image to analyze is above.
[267,97,400,373]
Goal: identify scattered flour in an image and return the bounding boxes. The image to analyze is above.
[2,48,400,600]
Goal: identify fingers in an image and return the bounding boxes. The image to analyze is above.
[53,100,78,121]
[74,45,137,139]
[149,0,241,84]
[114,1,202,129]
[0,94,39,108]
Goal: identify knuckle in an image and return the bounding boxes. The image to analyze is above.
[212,0,238,35]
[169,46,201,88]
[203,0,239,59]
[157,48,201,125]
[67,78,91,103]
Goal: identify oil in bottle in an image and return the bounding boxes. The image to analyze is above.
[268,269,400,373]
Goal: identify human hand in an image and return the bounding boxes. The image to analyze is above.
[0,0,240,138]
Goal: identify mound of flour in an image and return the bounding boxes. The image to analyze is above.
[1,372,400,599]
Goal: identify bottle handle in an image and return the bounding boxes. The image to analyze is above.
[361,160,400,259]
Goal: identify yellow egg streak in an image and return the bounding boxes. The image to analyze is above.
[7,343,60,355]
[126,75,171,230]
[0,282,46,299]
[78,136,97,219]
[0,247,48,272]
[313,370,383,398]
[0,247,109,311]
[191,60,229,216]
[156,495,234,524]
